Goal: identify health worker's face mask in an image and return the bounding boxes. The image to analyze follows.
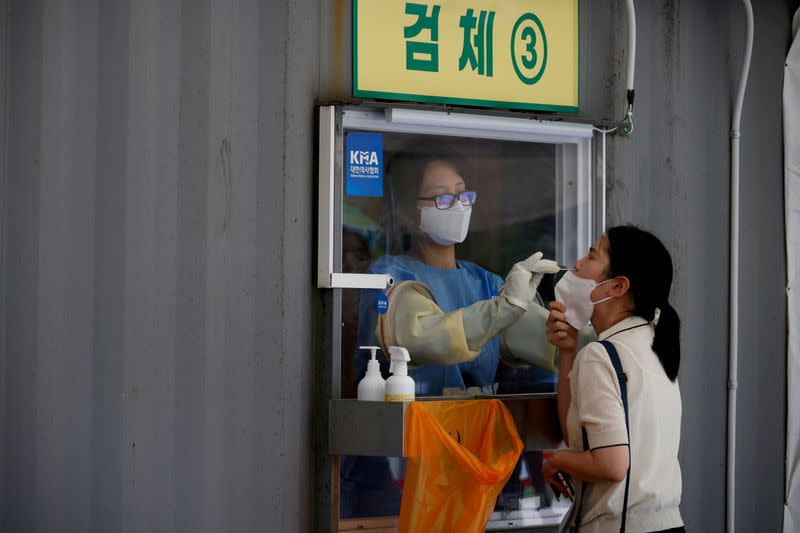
[554,271,616,330]
[419,202,472,246]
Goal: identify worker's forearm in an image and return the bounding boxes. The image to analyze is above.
[462,295,525,351]
[500,303,558,371]
[557,348,576,447]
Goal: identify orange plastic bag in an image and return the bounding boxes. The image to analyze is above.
[398,399,523,533]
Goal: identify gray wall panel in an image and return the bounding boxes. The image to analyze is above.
[5,1,44,530]
[36,2,98,531]
[92,0,129,531]
[588,1,791,531]
[124,0,181,529]
[0,0,7,520]
[600,3,734,531]
[255,0,292,531]
[2,0,316,531]
[173,0,209,530]
[278,0,318,529]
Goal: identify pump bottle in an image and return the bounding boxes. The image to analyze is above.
[357,346,386,401]
[385,346,415,402]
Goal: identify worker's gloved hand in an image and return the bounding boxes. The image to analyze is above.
[519,251,548,295]
[501,251,544,311]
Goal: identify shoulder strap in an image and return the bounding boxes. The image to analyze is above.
[571,341,632,533]
[600,340,631,533]
[573,428,590,532]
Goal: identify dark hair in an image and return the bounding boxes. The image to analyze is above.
[387,144,462,204]
[605,225,681,381]
[384,144,464,252]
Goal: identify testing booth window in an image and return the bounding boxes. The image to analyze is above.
[330,107,596,400]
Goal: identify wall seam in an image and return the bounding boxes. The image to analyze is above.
[279,2,290,531]
[0,0,10,522]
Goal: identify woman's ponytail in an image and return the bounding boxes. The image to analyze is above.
[653,302,681,381]
[606,225,681,382]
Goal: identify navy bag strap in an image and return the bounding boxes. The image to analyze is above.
[573,428,590,532]
[573,340,632,533]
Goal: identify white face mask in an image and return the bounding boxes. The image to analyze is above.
[554,271,615,330]
[419,202,472,246]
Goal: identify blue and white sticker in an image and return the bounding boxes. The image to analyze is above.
[376,294,389,314]
[346,132,383,197]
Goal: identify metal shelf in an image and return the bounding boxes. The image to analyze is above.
[329,393,562,457]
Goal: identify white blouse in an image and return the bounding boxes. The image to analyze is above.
[565,316,684,533]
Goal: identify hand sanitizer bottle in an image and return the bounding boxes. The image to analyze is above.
[357,346,386,401]
[385,346,415,402]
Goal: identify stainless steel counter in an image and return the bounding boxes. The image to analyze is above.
[329,393,562,457]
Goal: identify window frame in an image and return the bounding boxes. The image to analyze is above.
[318,105,596,289]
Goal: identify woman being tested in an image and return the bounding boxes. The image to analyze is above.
[544,226,684,533]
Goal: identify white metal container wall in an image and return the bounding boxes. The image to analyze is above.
[0,1,791,532]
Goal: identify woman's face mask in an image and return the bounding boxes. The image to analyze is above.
[554,271,615,329]
[419,202,472,246]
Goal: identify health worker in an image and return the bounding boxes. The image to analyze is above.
[355,150,558,397]
[341,147,584,520]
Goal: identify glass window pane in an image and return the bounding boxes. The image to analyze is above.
[342,133,563,398]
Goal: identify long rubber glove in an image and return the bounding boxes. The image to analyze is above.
[500,306,598,371]
[379,284,526,366]
[377,253,543,366]
[499,303,557,371]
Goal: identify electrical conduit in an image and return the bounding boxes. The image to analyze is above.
[623,0,636,135]
[728,2,754,532]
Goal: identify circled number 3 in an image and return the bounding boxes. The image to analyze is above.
[520,26,537,69]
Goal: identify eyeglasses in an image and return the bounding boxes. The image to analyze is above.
[417,191,477,210]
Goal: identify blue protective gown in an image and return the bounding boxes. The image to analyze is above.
[356,254,504,397]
